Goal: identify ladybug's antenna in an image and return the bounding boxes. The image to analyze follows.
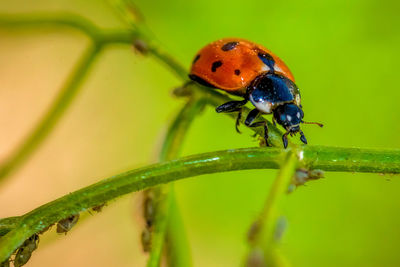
[302,121,324,127]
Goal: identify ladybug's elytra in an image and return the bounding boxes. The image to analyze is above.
[189,38,322,148]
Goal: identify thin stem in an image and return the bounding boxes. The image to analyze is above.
[246,152,298,267]
[1,12,399,267]
[0,13,136,45]
[303,145,400,173]
[165,187,192,267]
[106,3,197,265]
[107,0,188,79]
[0,44,100,183]
[147,99,205,267]
[0,13,100,38]
[147,46,188,80]
[0,146,399,262]
[146,185,171,267]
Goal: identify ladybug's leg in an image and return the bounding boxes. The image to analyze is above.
[244,109,271,147]
[282,132,289,149]
[299,130,308,145]
[272,117,277,126]
[215,99,248,113]
[244,108,259,125]
[235,109,242,133]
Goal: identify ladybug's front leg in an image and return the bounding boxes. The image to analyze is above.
[215,99,248,113]
[244,109,271,147]
[235,109,242,133]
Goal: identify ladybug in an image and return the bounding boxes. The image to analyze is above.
[189,38,322,148]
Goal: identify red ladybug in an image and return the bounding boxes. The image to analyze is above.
[189,38,322,148]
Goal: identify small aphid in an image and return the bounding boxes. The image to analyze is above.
[274,216,287,242]
[172,83,193,97]
[246,248,266,267]
[56,214,80,234]
[143,197,155,228]
[14,247,31,267]
[247,221,261,243]
[133,39,149,55]
[141,228,152,253]
[294,168,309,185]
[14,234,39,267]
[92,203,106,213]
[292,168,324,188]
[309,169,324,179]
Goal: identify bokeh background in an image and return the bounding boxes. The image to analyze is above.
[0,0,399,266]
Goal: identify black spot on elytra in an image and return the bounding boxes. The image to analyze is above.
[192,54,200,64]
[221,41,239,51]
[234,69,241,76]
[258,52,275,71]
[211,61,223,72]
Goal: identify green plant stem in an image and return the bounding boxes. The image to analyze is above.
[1,13,399,267]
[0,147,281,262]
[0,145,399,262]
[303,145,400,173]
[0,217,20,236]
[246,152,298,267]
[159,98,206,161]
[0,14,141,184]
[165,187,192,267]
[0,13,136,45]
[0,44,100,183]
[148,98,205,267]
[107,3,199,265]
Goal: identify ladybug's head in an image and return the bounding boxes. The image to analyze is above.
[274,103,304,131]
[273,103,323,148]
[273,103,306,148]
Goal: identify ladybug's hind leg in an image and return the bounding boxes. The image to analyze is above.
[244,109,271,147]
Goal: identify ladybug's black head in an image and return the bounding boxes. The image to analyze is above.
[274,103,304,131]
[273,103,307,148]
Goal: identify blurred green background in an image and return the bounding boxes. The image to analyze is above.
[0,0,399,266]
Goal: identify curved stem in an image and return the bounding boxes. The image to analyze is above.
[246,152,298,267]
[165,188,192,267]
[1,12,400,267]
[0,13,136,45]
[0,147,282,262]
[0,146,399,262]
[147,98,205,267]
[0,43,100,183]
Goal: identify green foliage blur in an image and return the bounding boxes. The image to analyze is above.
[0,0,399,266]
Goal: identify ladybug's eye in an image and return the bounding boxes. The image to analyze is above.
[280,114,286,122]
